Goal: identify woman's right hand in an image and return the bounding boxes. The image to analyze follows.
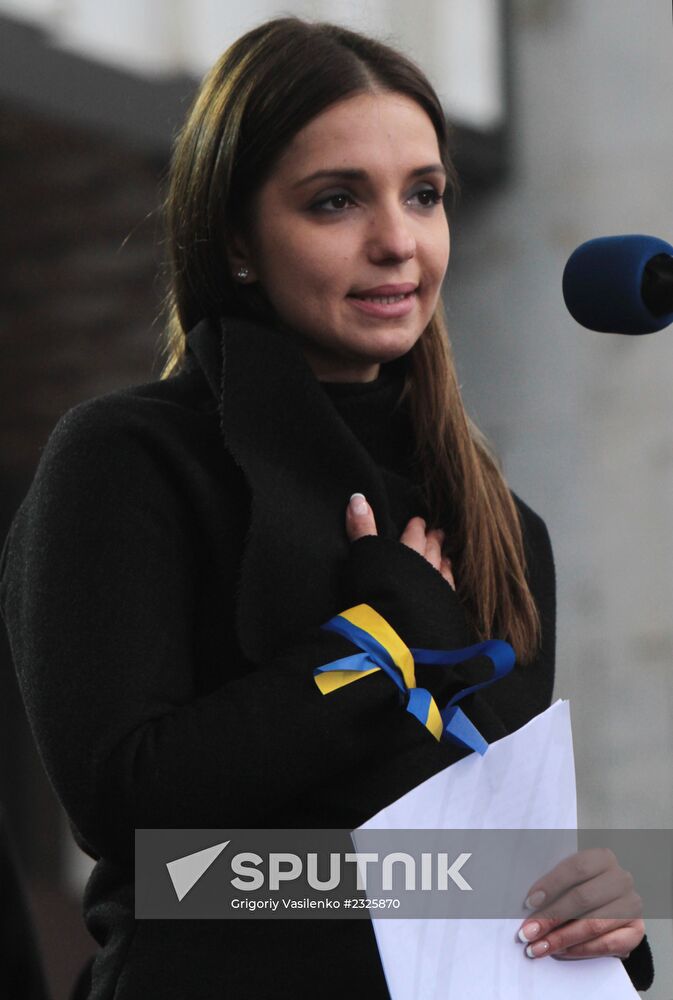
[346,493,455,590]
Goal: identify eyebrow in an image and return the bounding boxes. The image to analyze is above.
[292,163,447,189]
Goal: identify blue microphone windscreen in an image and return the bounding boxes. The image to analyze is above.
[562,234,673,334]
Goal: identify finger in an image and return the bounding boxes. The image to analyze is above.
[519,892,643,959]
[523,848,618,914]
[398,516,427,556]
[552,920,645,961]
[521,915,634,958]
[346,493,378,541]
[441,557,455,590]
[531,918,645,961]
[424,529,444,570]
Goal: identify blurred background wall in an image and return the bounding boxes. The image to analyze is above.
[0,1,671,996]
[451,1,673,992]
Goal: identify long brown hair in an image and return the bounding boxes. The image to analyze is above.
[160,16,540,662]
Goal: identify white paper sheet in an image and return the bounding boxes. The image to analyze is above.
[353,701,640,999]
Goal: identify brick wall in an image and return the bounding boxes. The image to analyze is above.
[0,100,165,477]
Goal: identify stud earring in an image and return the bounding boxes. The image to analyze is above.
[236,266,249,281]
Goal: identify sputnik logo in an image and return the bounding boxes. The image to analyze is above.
[166,841,230,901]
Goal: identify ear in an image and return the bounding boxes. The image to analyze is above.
[225,231,258,283]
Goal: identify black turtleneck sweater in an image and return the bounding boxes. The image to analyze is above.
[0,316,652,996]
[320,358,417,477]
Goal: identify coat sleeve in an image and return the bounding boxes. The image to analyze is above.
[0,399,471,863]
[315,499,557,821]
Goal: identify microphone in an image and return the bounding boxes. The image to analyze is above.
[562,234,673,334]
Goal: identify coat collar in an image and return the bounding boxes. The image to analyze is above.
[185,315,400,663]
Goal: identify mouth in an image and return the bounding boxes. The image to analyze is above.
[348,291,414,304]
[346,287,418,318]
[348,281,420,305]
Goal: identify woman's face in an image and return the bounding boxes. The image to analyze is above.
[234,90,451,382]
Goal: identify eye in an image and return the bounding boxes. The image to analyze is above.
[310,192,357,213]
[408,185,444,208]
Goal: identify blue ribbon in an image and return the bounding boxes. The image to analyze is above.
[411,639,516,753]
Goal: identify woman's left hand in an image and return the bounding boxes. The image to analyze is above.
[517,848,645,961]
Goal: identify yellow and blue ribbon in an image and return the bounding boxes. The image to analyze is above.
[314,604,515,755]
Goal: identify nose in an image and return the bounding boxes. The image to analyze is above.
[366,202,416,264]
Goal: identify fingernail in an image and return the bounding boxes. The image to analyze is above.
[517,922,540,943]
[524,890,546,910]
[349,493,368,516]
[525,940,550,959]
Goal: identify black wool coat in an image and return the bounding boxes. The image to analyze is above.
[0,316,652,997]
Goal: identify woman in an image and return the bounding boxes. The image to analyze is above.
[0,16,652,999]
